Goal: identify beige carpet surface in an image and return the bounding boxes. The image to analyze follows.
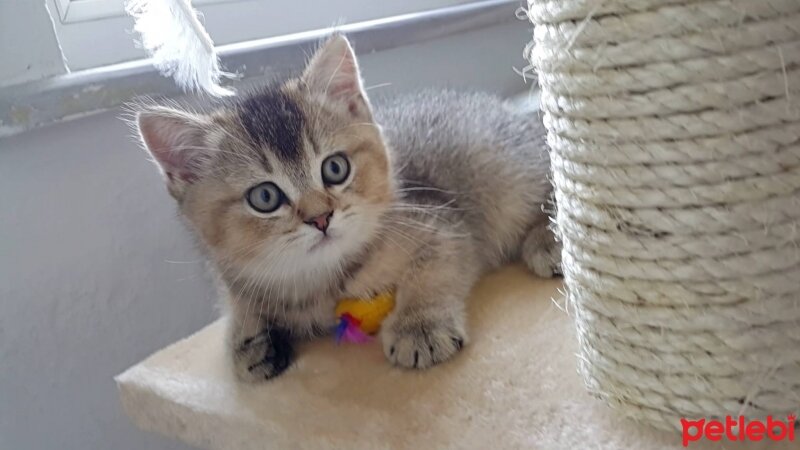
[116,266,794,449]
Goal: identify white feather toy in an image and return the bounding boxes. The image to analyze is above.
[126,0,233,96]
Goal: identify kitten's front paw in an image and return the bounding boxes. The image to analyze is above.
[232,327,294,382]
[381,312,467,369]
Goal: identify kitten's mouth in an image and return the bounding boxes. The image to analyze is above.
[309,233,335,252]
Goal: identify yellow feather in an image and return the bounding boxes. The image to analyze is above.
[335,292,395,334]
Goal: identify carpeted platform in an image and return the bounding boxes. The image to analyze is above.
[116,266,793,449]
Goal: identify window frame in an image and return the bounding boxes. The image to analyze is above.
[52,0,243,24]
[46,0,481,71]
[53,0,121,23]
[1,0,521,138]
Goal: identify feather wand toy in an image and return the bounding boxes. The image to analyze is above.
[126,0,233,96]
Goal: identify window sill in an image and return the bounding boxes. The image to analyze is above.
[0,0,519,138]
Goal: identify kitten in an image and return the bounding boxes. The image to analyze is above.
[135,35,559,382]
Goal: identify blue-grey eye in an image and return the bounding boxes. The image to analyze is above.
[246,182,284,213]
[321,153,350,185]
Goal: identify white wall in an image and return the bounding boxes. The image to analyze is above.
[0,107,218,450]
[0,23,531,450]
[0,1,66,86]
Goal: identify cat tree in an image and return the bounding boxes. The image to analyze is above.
[527,0,800,430]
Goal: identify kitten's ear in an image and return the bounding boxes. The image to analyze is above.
[136,107,212,198]
[302,34,372,119]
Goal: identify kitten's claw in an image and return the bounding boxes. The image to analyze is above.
[381,315,467,369]
[232,327,294,382]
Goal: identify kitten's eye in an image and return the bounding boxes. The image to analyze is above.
[321,153,350,185]
[246,182,284,213]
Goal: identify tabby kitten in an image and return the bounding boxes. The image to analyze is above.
[135,35,559,381]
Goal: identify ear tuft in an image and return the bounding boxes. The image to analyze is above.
[136,107,211,195]
[303,34,371,118]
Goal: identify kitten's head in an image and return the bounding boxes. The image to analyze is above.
[136,35,392,281]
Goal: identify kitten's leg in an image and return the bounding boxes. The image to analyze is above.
[381,237,480,369]
[226,295,294,382]
[522,218,562,278]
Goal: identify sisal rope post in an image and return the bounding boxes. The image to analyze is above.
[526,0,800,430]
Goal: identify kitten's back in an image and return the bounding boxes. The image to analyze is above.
[375,90,551,265]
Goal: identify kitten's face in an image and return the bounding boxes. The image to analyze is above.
[137,36,393,284]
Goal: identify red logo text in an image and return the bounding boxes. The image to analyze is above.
[681,415,796,446]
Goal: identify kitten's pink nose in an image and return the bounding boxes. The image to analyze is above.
[304,211,333,233]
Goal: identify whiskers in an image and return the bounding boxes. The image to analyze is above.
[361,200,472,245]
[395,185,458,196]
